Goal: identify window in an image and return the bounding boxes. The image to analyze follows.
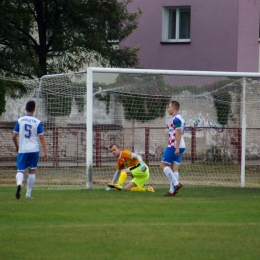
[162,7,190,42]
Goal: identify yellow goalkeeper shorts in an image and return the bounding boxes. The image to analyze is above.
[130,163,149,187]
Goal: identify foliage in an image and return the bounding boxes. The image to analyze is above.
[213,90,231,125]
[118,93,169,121]
[41,77,85,117]
[43,92,72,117]
[95,93,111,114]
[4,79,27,99]
[95,74,170,122]
[0,80,6,116]
[96,89,169,122]
[167,79,234,126]
[72,82,86,113]
[168,79,234,95]
[0,79,27,117]
[0,0,141,79]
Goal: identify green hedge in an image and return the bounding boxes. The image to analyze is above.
[0,79,27,117]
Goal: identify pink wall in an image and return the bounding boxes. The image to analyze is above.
[121,0,260,72]
[237,0,259,72]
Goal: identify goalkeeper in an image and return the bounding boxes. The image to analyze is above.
[106,144,155,192]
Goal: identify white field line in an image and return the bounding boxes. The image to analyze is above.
[1,222,260,230]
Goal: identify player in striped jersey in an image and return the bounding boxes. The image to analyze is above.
[161,100,186,196]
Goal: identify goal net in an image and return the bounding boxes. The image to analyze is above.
[19,68,260,189]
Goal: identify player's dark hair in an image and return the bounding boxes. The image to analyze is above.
[170,100,180,110]
[109,144,120,149]
[26,100,35,112]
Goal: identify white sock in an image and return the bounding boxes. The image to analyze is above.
[163,166,178,191]
[163,166,171,181]
[173,171,179,181]
[16,172,24,186]
[170,182,174,193]
[26,174,35,197]
[163,167,174,193]
[26,188,32,197]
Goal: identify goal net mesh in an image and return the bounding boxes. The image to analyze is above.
[17,70,260,188]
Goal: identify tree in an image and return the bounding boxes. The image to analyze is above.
[0,0,141,79]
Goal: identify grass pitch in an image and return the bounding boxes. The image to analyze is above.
[0,186,259,260]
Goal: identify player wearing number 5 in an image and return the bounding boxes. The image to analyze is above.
[107,144,154,192]
[12,100,48,199]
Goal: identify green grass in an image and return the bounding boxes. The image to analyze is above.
[0,187,260,260]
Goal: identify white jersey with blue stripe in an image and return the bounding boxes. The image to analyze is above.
[13,114,44,153]
[167,113,186,149]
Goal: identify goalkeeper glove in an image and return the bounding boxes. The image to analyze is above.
[140,162,147,172]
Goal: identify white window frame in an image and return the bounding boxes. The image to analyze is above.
[162,6,191,43]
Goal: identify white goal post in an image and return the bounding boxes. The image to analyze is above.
[86,67,260,188]
[10,67,260,189]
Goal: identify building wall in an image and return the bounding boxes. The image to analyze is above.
[237,0,259,72]
[121,0,260,72]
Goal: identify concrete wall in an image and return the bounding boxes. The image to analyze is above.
[2,79,260,159]
[0,91,219,159]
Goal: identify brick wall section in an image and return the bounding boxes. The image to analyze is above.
[0,126,16,159]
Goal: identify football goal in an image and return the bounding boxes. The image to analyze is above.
[19,68,260,189]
